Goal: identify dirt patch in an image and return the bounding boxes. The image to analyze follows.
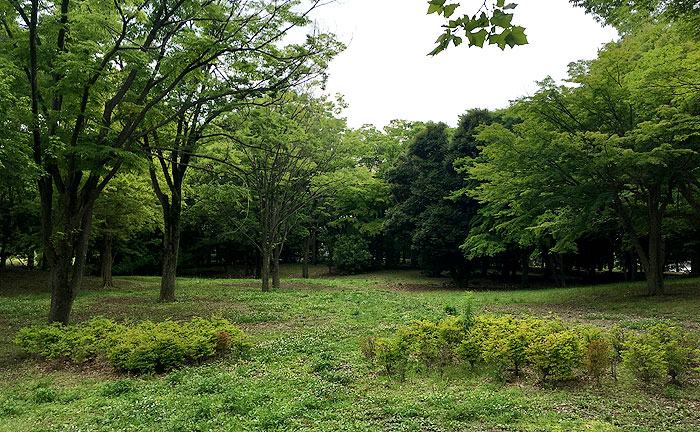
[385,282,453,292]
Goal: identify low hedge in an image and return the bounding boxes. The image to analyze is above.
[15,317,251,373]
[363,313,700,385]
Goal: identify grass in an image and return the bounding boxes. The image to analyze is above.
[0,267,699,431]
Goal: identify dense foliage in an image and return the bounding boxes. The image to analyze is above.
[15,317,250,373]
[364,310,700,385]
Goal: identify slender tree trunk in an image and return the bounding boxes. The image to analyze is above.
[261,241,271,292]
[101,233,115,288]
[255,249,262,279]
[311,228,318,265]
[272,244,281,289]
[27,250,35,270]
[521,250,530,289]
[302,235,311,279]
[0,235,7,270]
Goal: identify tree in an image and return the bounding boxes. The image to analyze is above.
[92,171,160,288]
[0,0,338,322]
[142,11,341,301]
[202,95,346,291]
[385,122,479,288]
[468,23,700,295]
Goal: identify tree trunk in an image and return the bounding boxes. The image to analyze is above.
[302,235,311,279]
[645,205,665,295]
[160,215,181,302]
[0,235,7,270]
[101,233,115,288]
[46,197,96,324]
[27,250,35,270]
[521,250,530,289]
[311,228,318,265]
[614,187,666,296]
[272,244,281,289]
[261,242,271,292]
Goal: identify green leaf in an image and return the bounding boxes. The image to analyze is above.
[490,9,514,28]
[504,3,518,9]
[427,4,443,14]
[509,26,528,45]
[444,4,459,18]
[496,0,505,7]
[467,29,488,47]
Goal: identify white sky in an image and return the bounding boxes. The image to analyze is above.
[308,0,619,129]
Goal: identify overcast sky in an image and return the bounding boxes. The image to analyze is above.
[308,0,619,129]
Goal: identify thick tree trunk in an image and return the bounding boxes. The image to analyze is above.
[46,198,96,324]
[613,187,665,296]
[645,207,665,296]
[160,215,181,302]
[101,234,115,288]
[302,235,311,279]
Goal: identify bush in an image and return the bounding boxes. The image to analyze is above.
[374,336,408,377]
[622,333,668,383]
[526,330,582,382]
[332,235,372,275]
[578,326,612,384]
[478,315,563,376]
[608,325,627,380]
[359,336,377,362]
[648,323,698,381]
[14,317,251,373]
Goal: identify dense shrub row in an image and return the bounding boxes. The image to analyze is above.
[15,317,251,373]
[361,314,700,384]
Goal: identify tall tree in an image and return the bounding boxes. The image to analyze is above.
[0,0,336,322]
[468,23,700,295]
[202,95,345,291]
[142,10,341,301]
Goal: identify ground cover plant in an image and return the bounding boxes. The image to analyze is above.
[1,268,700,431]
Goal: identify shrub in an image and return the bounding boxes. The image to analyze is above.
[608,325,626,380]
[14,317,250,373]
[578,326,612,384]
[479,315,563,376]
[526,330,582,382]
[374,336,408,377]
[359,336,377,362]
[648,323,698,381]
[332,235,372,275]
[622,333,668,383]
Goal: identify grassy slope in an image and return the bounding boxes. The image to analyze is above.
[0,268,698,431]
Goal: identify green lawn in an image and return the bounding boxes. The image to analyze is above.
[0,268,698,431]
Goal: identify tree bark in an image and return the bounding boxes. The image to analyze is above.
[46,197,96,324]
[160,211,181,302]
[302,235,311,279]
[272,244,281,289]
[613,187,665,296]
[0,235,7,270]
[261,241,271,292]
[311,228,318,265]
[100,233,115,288]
